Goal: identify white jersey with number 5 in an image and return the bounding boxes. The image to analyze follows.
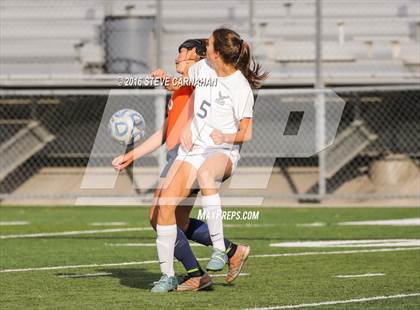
[188,59,254,152]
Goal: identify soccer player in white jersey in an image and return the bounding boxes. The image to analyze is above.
[151,28,267,292]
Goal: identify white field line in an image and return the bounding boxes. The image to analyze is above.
[335,273,385,278]
[252,247,420,259]
[57,272,112,278]
[243,292,420,310]
[0,221,29,226]
[0,260,159,273]
[105,243,203,247]
[338,218,420,226]
[0,224,274,240]
[0,227,153,239]
[296,222,326,227]
[269,239,420,248]
[89,222,128,226]
[1,247,419,273]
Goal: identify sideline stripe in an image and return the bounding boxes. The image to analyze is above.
[1,247,419,273]
[243,292,420,310]
[335,273,385,278]
[0,227,153,239]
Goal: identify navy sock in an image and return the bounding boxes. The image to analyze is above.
[174,227,203,277]
[185,218,237,258]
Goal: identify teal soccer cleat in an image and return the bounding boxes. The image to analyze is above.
[151,274,178,293]
[206,248,228,271]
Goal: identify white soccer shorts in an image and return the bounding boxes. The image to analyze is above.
[176,145,240,172]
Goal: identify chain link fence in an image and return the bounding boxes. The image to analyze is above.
[1,0,419,83]
[1,0,419,205]
[0,87,418,204]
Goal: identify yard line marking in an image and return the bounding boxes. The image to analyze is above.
[0,221,29,226]
[89,222,128,226]
[0,223,271,240]
[1,247,419,273]
[296,222,326,227]
[57,272,112,278]
[269,239,420,248]
[252,247,420,259]
[105,243,203,247]
[338,218,420,226]
[0,260,159,273]
[243,292,420,309]
[335,273,385,278]
[0,227,153,239]
[211,273,250,278]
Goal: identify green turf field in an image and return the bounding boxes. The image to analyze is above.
[0,206,419,309]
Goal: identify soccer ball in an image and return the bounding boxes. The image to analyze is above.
[108,109,146,146]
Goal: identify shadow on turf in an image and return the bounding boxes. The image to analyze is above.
[99,269,221,291]
[55,269,230,291]
[101,268,164,290]
[55,268,160,290]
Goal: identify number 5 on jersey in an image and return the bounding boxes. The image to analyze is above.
[196,100,211,119]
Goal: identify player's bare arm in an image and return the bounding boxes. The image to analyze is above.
[210,118,253,145]
[112,123,166,171]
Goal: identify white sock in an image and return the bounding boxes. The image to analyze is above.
[202,193,225,251]
[156,224,177,277]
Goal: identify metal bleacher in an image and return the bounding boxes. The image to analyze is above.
[0,0,419,84]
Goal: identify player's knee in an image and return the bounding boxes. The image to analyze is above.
[197,168,214,186]
[156,204,176,223]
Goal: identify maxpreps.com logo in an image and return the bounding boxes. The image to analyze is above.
[197,209,260,221]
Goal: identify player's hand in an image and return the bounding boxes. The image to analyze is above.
[112,154,133,171]
[210,129,226,145]
[150,69,168,79]
[180,126,193,151]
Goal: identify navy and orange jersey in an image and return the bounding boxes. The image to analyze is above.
[165,86,194,151]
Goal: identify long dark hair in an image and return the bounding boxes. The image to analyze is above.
[212,28,268,89]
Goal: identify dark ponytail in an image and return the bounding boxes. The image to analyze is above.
[212,28,268,89]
